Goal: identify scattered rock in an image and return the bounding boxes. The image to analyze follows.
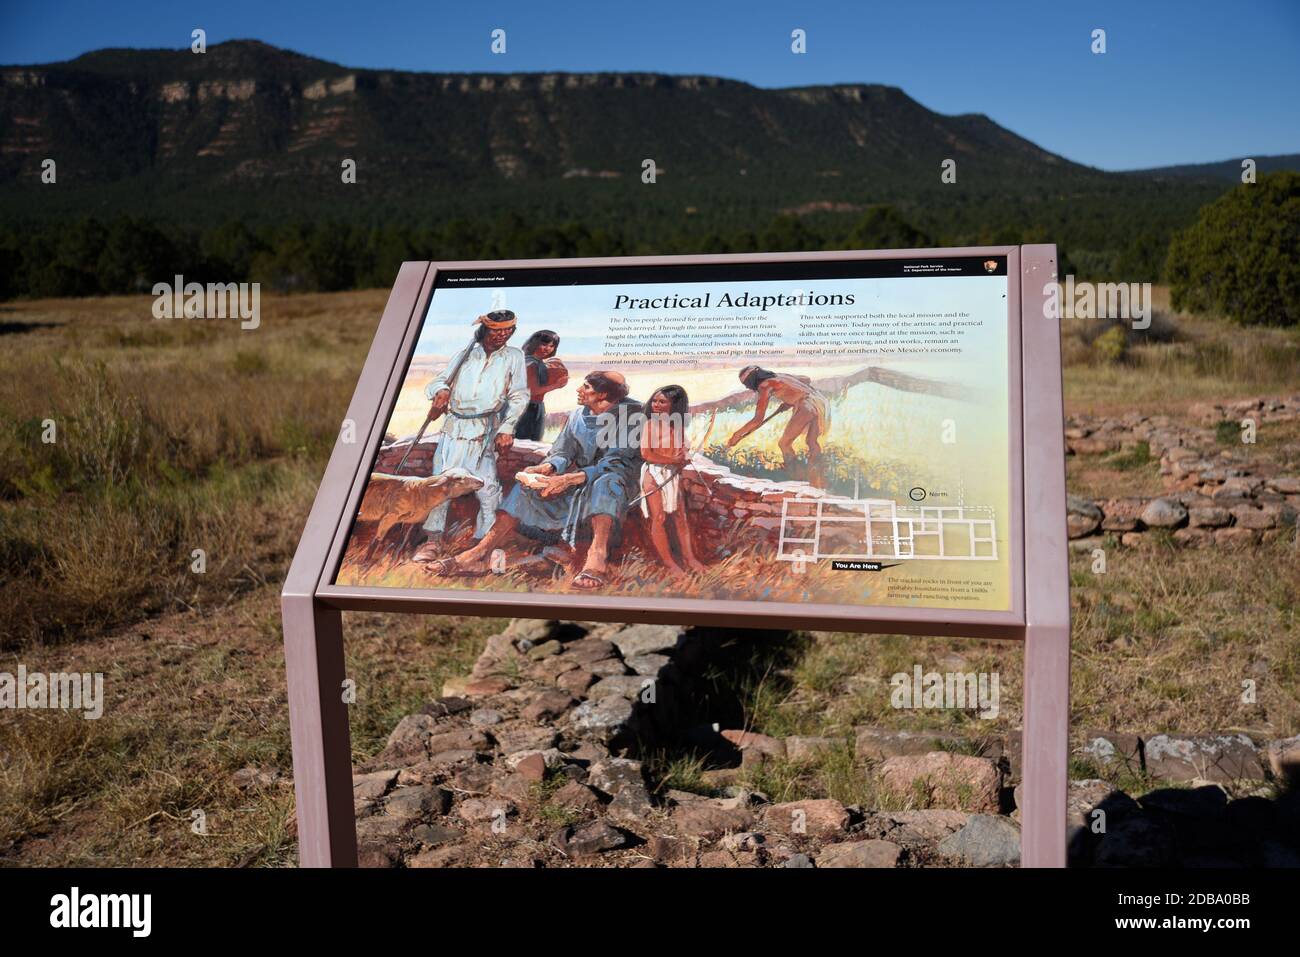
[880,809,970,842]
[721,729,787,758]
[855,727,971,761]
[456,797,515,824]
[672,802,755,840]
[1143,733,1265,783]
[1067,496,1103,538]
[786,736,844,763]
[937,814,1020,866]
[409,823,464,848]
[553,821,627,857]
[817,840,902,868]
[1101,498,1146,532]
[527,639,563,660]
[511,752,548,783]
[588,674,653,700]
[384,785,451,820]
[492,722,558,755]
[469,708,504,727]
[556,669,596,694]
[1188,506,1231,528]
[521,690,578,723]
[609,623,685,657]
[762,799,850,838]
[353,769,398,801]
[571,695,636,742]
[550,781,603,814]
[1139,498,1187,529]
[878,752,1002,812]
[626,654,671,675]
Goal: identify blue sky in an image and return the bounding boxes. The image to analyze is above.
[2,0,1297,170]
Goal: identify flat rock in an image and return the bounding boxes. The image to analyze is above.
[881,809,970,842]
[1188,505,1232,528]
[878,752,1001,812]
[762,799,850,837]
[556,668,596,694]
[625,654,671,675]
[1101,497,1147,532]
[456,797,515,824]
[553,820,626,857]
[562,638,618,664]
[521,690,578,723]
[1140,498,1187,529]
[1067,495,1104,538]
[936,814,1021,866]
[492,722,558,755]
[526,639,564,660]
[855,727,972,761]
[721,729,787,757]
[817,840,902,868]
[427,727,490,754]
[384,785,451,820]
[353,769,398,801]
[586,757,645,796]
[550,781,603,814]
[588,674,653,700]
[571,695,635,739]
[672,802,755,840]
[407,844,471,868]
[1143,733,1265,783]
[468,708,504,727]
[786,736,845,763]
[1074,730,1143,773]
[609,623,686,657]
[409,823,465,848]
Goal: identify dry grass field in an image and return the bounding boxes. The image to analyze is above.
[1,287,1297,865]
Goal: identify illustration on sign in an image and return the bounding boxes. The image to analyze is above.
[334,258,1014,611]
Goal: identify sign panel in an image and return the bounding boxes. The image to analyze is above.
[331,255,1018,615]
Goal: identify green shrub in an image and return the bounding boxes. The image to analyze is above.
[1165,171,1300,326]
[1093,324,1129,364]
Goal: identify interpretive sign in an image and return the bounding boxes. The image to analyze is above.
[282,247,1069,868]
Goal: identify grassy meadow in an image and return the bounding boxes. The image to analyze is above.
[0,287,1297,865]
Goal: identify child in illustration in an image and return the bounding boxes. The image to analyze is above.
[639,384,706,579]
[514,330,568,442]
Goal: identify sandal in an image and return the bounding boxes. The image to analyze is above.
[571,570,607,590]
[425,556,488,578]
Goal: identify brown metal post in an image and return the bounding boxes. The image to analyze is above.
[282,260,433,866]
[1019,244,1071,867]
[282,595,356,867]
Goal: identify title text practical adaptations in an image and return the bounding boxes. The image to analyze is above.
[613,291,855,311]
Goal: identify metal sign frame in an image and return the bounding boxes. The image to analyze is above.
[282,245,1069,867]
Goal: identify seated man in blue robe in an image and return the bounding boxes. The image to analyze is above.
[428,370,643,589]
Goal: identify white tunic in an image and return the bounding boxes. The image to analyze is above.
[425,342,529,441]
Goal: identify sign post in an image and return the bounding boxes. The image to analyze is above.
[283,246,1069,867]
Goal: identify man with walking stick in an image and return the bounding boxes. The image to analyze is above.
[409,310,529,560]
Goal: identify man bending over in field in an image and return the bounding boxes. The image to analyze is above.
[726,365,829,483]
